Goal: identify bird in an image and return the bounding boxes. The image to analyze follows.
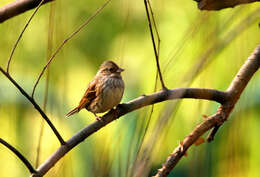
[66,60,125,120]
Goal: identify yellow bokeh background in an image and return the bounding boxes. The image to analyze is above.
[0,0,260,177]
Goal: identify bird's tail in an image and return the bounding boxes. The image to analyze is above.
[66,107,80,117]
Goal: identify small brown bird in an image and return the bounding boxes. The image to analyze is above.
[66,60,125,120]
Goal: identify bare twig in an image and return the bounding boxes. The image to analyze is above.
[154,44,260,177]
[31,0,111,98]
[144,0,167,90]
[0,138,37,174]
[0,67,65,145]
[147,0,161,56]
[6,0,46,73]
[0,0,53,23]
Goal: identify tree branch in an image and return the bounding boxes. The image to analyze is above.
[0,67,65,145]
[30,88,227,176]
[0,138,36,174]
[194,0,260,10]
[0,0,53,23]
[154,44,260,177]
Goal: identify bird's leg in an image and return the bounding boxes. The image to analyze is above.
[93,113,101,121]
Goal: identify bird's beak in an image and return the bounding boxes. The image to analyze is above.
[117,67,124,73]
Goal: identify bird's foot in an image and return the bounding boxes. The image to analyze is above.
[95,116,102,121]
[93,113,102,121]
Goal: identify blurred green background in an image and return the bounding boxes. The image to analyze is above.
[0,0,260,177]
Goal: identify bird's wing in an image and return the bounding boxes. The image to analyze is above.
[66,79,97,117]
[78,80,97,110]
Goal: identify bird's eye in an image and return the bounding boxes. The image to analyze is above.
[109,67,115,72]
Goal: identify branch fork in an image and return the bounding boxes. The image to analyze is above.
[154,45,260,177]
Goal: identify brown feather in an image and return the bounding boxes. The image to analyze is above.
[66,107,80,117]
[66,79,97,117]
[66,60,124,118]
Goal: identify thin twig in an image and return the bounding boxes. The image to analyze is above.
[206,124,221,142]
[6,0,46,73]
[0,138,37,174]
[0,67,65,145]
[144,0,166,90]
[31,0,111,98]
[147,0,161,56]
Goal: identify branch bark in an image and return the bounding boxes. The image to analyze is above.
[0,67,65,145]
[0,0,53,23]
[0,138,36,174]
[30,88,227,176]
[153,44,260,177]
[194,0,260,10]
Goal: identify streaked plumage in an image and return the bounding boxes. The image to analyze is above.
[66,60,125,120]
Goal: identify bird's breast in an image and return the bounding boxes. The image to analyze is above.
[91,77,124,113]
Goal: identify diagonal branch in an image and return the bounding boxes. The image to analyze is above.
[31,88,227,176]
[153,44,260,177]
[0,67,65,145]
[31,0,111,98]
[0,138,37,174]
[0,0,53,23]
[6,0,46,73]
[144,0,167,90]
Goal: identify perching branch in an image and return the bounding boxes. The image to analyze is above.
[144,0,167,90]
[0,0,53,23]
[31,0,111,98]
[0,67,65,145]
[31,88,228,176]
[6,0,46,74]
[0,138,36,174]
[153,44,260,177]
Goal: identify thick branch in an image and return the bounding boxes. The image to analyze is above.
[0,67,65,145]
[0,138,36,174]
[154,45,260,177]
[194,0,260,10]
[0,0,53,23]
[30,88,226,176]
